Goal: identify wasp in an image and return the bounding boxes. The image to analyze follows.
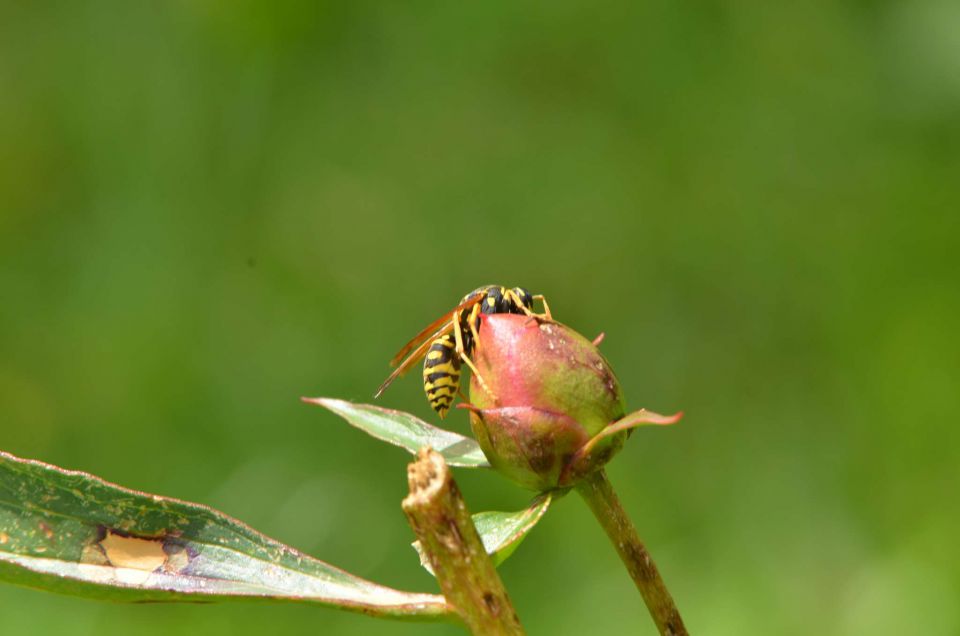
[375,285,552,418]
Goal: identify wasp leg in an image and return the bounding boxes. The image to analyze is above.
[459,351,495,401]
[468,303,482,344]
[453,315,497,402]
[503,288,542,323]
[507,289,552,321]
[533,294,553,320]
[517,298,548,326]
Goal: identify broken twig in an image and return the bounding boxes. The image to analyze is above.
[402,448,525,635]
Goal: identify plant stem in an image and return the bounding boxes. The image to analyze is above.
[402,447,525,635]
[575,469,687,636]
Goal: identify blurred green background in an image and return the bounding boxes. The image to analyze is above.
[2,1,958,634]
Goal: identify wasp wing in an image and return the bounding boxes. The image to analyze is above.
[374,329,450,398]
[387,291,486,367]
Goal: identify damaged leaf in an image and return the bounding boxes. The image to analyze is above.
[0,451,453,621]
[304,397,489,468]
[413,492,553,576]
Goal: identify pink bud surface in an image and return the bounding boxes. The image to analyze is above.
[466,314,628,490]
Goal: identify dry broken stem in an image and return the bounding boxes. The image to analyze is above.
[576,469,687,636]
[402,448,525,635]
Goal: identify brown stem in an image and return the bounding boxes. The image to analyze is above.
[576,469,687,636]
[402,448,525,635]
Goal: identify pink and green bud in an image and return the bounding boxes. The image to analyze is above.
[464,314,681,491]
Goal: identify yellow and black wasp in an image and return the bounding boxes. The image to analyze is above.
[375,285,552,418]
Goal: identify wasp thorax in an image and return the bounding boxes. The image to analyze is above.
[466,314,630,490]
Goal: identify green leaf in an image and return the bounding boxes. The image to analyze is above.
[304,398,490,468]
[413,492,553,575]
[0,451,453,621]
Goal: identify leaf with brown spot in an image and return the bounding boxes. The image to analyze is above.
[0,451,454,621]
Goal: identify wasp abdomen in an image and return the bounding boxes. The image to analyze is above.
[423,333,462,418]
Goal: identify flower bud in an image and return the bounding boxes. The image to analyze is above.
[464,314,680,490]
